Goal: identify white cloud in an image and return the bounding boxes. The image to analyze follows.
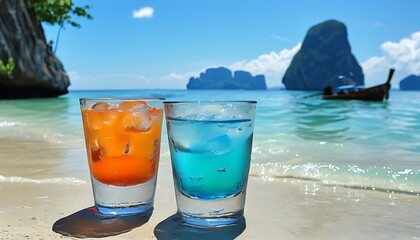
[362,31,420,87]
[229,43,301,88]
[133,7,154,19]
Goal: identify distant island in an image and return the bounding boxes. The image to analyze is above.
[187,67,267,90]
[282,19,364,90]
[399,75,420,90]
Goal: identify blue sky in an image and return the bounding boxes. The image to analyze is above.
[43,0,420,90]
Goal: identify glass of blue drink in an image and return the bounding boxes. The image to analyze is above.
[164,101,256,228]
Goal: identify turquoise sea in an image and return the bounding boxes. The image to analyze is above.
[0,89,419,195]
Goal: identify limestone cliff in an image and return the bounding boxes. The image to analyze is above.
[187,67,267,90]
[282,20,364,90]
[0,0,70,99]
[400,75,420,90]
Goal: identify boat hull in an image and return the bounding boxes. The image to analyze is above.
[323,83,390,101]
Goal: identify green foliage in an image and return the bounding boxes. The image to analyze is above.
[48,39,54,49]
[28,0,93,28]
[0,58,15,76]
[26,0,93,52]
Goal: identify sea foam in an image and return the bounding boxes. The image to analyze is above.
[0,175,87,185]
[0,121,24,127]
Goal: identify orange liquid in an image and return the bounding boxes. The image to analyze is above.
[81,103,162,186]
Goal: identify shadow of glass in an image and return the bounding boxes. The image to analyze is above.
[154,214,246,240]
[52,206,152,238]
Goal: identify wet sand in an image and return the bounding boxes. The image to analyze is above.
[0,137,419,239]
[1,158,420,239]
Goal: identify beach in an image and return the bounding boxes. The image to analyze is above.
[1,149,420,239]
[1,90,420,239]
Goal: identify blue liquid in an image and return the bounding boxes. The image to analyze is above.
[167,117,253,200]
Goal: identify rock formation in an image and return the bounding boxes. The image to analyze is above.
[0,0,70,99]
[399,75,420,90]
[282,20,364,90]
[187,67,267,90]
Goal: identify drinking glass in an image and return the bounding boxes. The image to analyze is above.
[80,98,164,215]
[164,101,257,228]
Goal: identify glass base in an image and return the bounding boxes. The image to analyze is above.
[91,175,157,215]
[96,202,153,215]
[175,188,246,228]
[179,210,244,229]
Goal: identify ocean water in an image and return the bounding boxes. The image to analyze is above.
[0,89,419,196]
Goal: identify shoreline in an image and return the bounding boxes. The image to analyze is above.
[1,163,420,239]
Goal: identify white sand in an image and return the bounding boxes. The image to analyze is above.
[1,160,420,239]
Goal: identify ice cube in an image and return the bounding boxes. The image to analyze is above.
[133,112,152,131]
[90,102,117,110]
[223,120,253,139]
[90,102,109,110]
[170,138,191,152]
[85,110,120,132]
[138,118,151,131]
[134,104,152,130]
[189,134,234,155]
[131,102,151,111]
[118,101,148,111]
[123,106,153,132]
[168,118,229,154]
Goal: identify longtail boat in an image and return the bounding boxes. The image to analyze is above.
[322,69,395,101]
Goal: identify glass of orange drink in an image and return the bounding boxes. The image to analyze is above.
[79,98,164,215]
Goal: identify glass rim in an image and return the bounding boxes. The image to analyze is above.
[79,97,166,101]
[163,100,257,104]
